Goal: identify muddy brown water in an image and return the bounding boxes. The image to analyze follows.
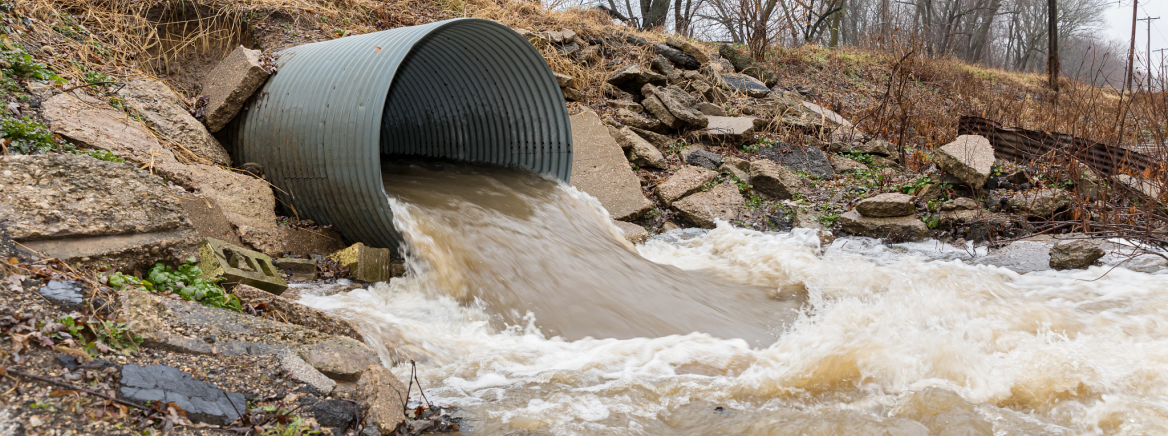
[296,161,1168,435]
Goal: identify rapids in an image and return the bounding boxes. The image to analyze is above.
[298,161,1168,435]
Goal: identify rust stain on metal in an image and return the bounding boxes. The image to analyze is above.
[958,116,1154,177]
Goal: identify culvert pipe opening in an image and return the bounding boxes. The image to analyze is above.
[228,18,573,252]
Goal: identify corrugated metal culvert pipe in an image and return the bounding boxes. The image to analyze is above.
[226,18,573,252]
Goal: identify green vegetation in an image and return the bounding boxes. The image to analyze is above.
[147,260,241,312]
[1,117,67,154]
[896,177,930,194]
[840,151,873,167]
[79,149,125,163]
[51,314,142,356]
[818,211,841,228]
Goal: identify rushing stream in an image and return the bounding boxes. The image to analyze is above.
[298,161,1168,435]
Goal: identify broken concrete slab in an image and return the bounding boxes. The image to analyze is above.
[615,108,665,132]
[656,165,718,206]
[1007,189,1071,218]
[606,65,667,94]
[198,238,288,295]
[298,336,381,382]
[183,164,284,256]
[757,143,835,179]
[203,46,271,132]
[641,94,683,129]
[838,210,928,241]
[177,194,244,247]
[569,111,653,220]
[38,280,85,311]
[801,101,852,127]
[750,159,803,200]
[696,102,726,116]
[612,221,649,244]
[356,365,408,435]
[830,155,869,173]
[328,243,402,283]
[934,135,994,188]
[672,183,746,228]
[278,349,335,395]
[119,364,247,425]
[275,257,318,281]
[685,149,723,170]
[856,193,916,218]
[0,154,198,270]
[117,79,231,166]
[721,73,769,98]
[232,284,362,340]
[696,116,755,145]
[611,127,667,169]
[282,226,346,257]
[650,85,708,128]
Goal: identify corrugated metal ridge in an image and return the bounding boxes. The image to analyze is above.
[230,18,573,252]
[958,116,1153,177]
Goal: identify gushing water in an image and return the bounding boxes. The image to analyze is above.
[299,162,1168,435]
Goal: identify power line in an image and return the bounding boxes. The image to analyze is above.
[1138,15,1159,90]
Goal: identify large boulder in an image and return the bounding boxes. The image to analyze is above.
[203,46,271,133]
[671,183,745,228]
[0,154,197,270]
[569,111,653,220]
[653,44,700,70]
[1049,240,1105,270]
[696,116,755,145]
[856,193,916,217]
[933,135,994,188]
[758,143,834,178]
[838,210,929,241]
[117,79,231,166]
[655,165,718,205]
[606,65,667,94]
[749,159,802,199]
[120,364,247,425]
[1007,189,1071,218]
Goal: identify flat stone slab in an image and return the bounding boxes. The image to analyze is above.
[801,101,852,127]
[672,183,745,228]
[750,159,803,199]
[38,280,84,310]
[656,165,718,205]
[203,46,270,132]
[118,79,231,165]
[838,210,928,241]
[856,193,916,218]
[569,111,652,220]
[696,116,755,144]
[934,135,994,188]
[613,220,649,244]
[721,73,769,98]
[120,364,247,425]
[278,349,335,395]
[758,143,834,178]
[975,240,1054,273]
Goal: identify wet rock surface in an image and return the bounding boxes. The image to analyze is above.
[311,399,359,429]
[671,184,745,228]
[613,220,649,244]
[37,280,84,310]
[356,365,409,435]
[569,111,653,220]
[856,193,916,218]
[277,349,336,395]
[838,210,928,241]
[119,364,247,425]
[656,165,718,205]
[1008,189,1072,218]
[297,337,381,382]
[1049,240,1105,270]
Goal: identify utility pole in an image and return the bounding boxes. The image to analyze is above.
[1138,16,1160,91]
[1126,0,1138,91]
[1156,48,1168,92]
[1048,0,1059,91]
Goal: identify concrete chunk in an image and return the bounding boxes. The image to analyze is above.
[750,160,802,200]
[856,193,916,217]
[838,209,928,241]
[297,336,381,382]
[278,349,336,395]
[117,79,231,165]
[671,183,746,228]
[203,46,270,132]
[356,366,408,435]
[696,116,755,144]
[934,135,994,188]
[198,238,288,294]
[612,221,649,244]
[656,165,718,206]
[119,364,246,425]
[569,111,653,220]
[328,243,402,283]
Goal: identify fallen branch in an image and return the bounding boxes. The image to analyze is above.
[4,367,150,411]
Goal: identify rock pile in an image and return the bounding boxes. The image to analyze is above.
[840,193,928,241]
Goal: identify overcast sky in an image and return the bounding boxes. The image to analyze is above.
[1102,0,1168,77]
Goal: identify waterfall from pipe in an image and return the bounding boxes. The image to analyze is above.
[298,161,1168,435]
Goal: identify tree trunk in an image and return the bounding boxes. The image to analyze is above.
[970,0,1002,63]
[1047,0,1059,90]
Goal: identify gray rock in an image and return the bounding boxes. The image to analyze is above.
[569,111,653,220]
[1049,240,1105,270]
[721,73,769,98]
[830,155,868,173]
[671,184,745,228]
[311,400,359,429]
[856,193,916,218]
[356,365,408,436]
[613,221,649,244]
[656,165,718,205]
[719,161,750,183]
[556,41,581,56]
[690,79,727,103]
[696,102,726,116]
[606,65,666,94]
[666,37,710,64]
[562,87,586,102]
[119,364,246,425]
[914,184,946,204]
[685,149,723,169]
[640,95,682,129]
[607,100,643,113]
[615,108,664,132]
[933,135,994,188]
[1007,189,1071,218]
[831,139,893,157]
[553,72,575,88]
[696,116,755,145]
[0,154,197,271]
[203,46,270,133]
[838,210,929,241]
[38,280,84,310]
[975,240,1054,273]
[653,44,700,70]
[628,127,673,148]
[717,44,778,85]
[298,336,380,382]
[749,160,802,199]
[610,127,666,169]
[117,79,231,165]
[650,55,680,81]
[647,85,708,128]
[278,349,336,395]
[801,101,853,127]
[758,143,834,178]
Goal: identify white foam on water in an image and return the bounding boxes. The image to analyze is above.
[298,175,1168,435]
